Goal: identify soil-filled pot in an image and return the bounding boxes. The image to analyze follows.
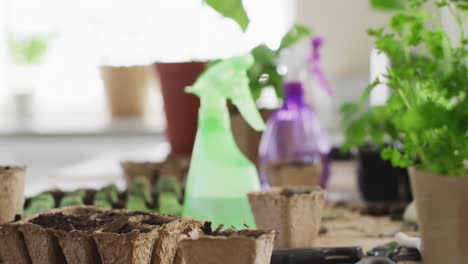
[175,223,276,264]
[154,62,205,156]
[248,186,325,248]
[0,166,25,224]
[410,168,468,264]
[101,66,149,118]
[19,206,106,264]
[17,206,198,264]
[357,148,412,202]
[0,224,31,264]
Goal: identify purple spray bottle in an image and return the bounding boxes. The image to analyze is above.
[259,37,332,189]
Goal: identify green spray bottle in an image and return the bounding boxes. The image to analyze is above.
[182,55,265,229]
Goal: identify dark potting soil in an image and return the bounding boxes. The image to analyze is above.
[200,222,266,238]
[30,211,118,232]
[279,187,322,198]
[29,209,179,235]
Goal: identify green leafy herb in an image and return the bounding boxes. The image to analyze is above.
[205,0,249,31]
[343,0,467,176]
[370,0,407,10]
[8,35,50,64]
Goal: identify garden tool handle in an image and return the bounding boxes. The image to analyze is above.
[271,247,364,264]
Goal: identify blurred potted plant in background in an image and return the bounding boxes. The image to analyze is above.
[346,0,467,262]
[340,80,412,204]
[153,0,250,157]
[231,24,312,164]
[8,34,50,119]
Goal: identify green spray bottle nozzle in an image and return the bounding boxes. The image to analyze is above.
[186,55,265,131]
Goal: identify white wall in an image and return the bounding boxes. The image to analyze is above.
[296,0,393,78]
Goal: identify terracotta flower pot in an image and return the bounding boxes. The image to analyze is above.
[154,62,205,156]
[101,66,149,118]
[248,186,325,248]
[410,168,468,264]
[0,166,25,224]
[175,223,276,264]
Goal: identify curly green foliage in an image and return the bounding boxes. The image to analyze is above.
[346,0,467,176]
[341,80,403,153]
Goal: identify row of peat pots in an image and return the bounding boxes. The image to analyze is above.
[356,148,468,264]
[1,152,468,264]
[0,205,275,264]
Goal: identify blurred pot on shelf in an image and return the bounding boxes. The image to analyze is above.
[154,62,205,156]
[100,66,149,118]
[357,147,412,202]
[231,108,274,165]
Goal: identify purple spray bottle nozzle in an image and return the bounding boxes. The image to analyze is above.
[309,36,333,96]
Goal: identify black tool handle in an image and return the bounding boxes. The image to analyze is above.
[271,247,364,264]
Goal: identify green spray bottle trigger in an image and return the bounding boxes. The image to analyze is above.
[186,55,265,131]
[183,55,264,229]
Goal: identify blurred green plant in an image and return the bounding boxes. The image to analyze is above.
[8,35,50,64]
[206,0,249,31]
[343,0,467,176]
[248,24,312,100]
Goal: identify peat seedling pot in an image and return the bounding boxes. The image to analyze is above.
[0,223,31,264]
[0,166,25,224]
[12,206,201,264]
[100,66,149,118]
[175,222,276,264]
[410,168,468,264]
[248,186,325,248]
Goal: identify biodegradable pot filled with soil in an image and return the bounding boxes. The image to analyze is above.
[175,222,276,264]
[93,212,199,264]
[0,223,31,264]
[18,206,188,264]
[248,186,325,248]
[0,166,26,224]
[19,206,107,264]
[410,169,468,264]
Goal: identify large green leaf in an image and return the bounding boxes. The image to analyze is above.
[370,0,407,10]
[279,24,312,50]
[205,0,250,31]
